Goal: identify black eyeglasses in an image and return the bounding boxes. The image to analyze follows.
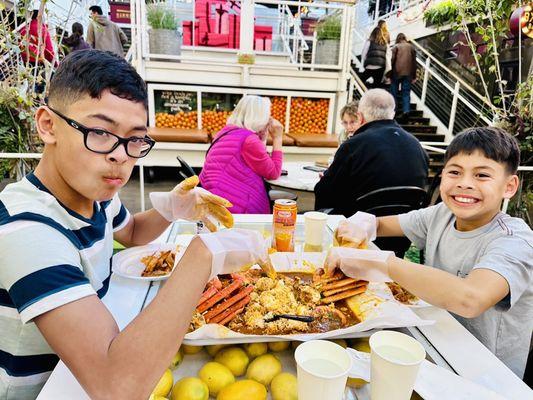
[47,105,155,158]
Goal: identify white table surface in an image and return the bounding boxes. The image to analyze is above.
[266,161,323,192]
[37,216,532,400]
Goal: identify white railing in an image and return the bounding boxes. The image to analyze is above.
[410,40,496,137]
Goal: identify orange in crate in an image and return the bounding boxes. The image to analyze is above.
[270,96,287,126]
[202,110,232,135]
[289,98,329,134]
[155,111,198,129]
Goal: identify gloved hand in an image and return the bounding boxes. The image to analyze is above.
[325,247,394,282]
[334,212,377,249]
[198,228,271,280]
[150,176,234,231]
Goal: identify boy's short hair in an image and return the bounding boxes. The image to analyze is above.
[444,127,520,174]
[47,50,147,110]
[89,5,103,15]
[340,101,359,119]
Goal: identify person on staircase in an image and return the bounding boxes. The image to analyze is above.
[87,5,128,57]
[360,21,391,88]
[200,95,284,214]
[390,33,418,119]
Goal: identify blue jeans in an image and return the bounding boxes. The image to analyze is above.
[391,75,411,114]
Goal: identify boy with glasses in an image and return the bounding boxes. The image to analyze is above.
[0,50,267,399]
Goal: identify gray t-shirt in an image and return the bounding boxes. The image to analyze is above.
[399,203,533,378]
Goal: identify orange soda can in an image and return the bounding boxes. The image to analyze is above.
[272,199,297,252]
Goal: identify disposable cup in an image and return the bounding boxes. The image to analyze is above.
[304,211,328,247]
[369,330,426,400]
[295,340,352,400]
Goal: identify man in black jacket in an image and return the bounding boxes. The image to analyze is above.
[314,89,428,217]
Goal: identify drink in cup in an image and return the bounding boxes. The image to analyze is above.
[294,340,352,400]
[272,199,297,252]
[303,211,328,252]
[369,330,426,400]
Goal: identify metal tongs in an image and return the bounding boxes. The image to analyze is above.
[264,314,315,323]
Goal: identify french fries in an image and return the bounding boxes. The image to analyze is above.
[140,246,181,277]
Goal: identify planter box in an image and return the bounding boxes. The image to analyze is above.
[315,39,339,65]
[149,29,181,56]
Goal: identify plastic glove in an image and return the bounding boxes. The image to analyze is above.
[198,228,271,280]
[325,247,394,282]
[334,211,376,249]
[150,176,233,231]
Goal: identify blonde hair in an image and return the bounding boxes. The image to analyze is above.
[227,95,271,133]
[340,100,359,119]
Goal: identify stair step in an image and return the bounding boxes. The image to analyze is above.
[414,133,446,142]
[396,117,430,125]
[402,125,438,134]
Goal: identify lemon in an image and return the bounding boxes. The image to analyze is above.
[216,379,267,400]
[170,349,183,369]
[206,344,227,357]
[171,377,209,400]
[149,395,168,400]
[271,372,297,400]
[243,343,268,359]
[152,369,173,397]
[267,341,290,352]
[182,345,203,355]
[198,362,235,396]
[246,354,282,386]
[350,337,371,353]
[215,347,250,376]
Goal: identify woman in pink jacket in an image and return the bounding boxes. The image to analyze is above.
[200,95,284,214]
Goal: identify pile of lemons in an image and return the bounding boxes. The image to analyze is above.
[149,338,372,400]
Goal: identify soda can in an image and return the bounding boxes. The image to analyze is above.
[272,199,297,252]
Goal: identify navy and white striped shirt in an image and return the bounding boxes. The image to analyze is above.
[0,173,130,399]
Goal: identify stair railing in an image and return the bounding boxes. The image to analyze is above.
[410,39,496,137]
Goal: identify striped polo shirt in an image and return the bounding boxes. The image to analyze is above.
[0,173,130,399]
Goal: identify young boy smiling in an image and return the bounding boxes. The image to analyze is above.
[332,127,532,378]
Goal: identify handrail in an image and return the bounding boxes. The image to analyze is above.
[410,40,496,113]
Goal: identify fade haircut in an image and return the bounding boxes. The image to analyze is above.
[47,50,147,110]
[358,89,395,122]
[444,127,520,175]
[89,5,103,15]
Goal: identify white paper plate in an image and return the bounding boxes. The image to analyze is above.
[112,242,187,281]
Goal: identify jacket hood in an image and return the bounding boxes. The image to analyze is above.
[93,15,109,26]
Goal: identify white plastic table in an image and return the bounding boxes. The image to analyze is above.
[266,161,323,192]
[37,216,532,400]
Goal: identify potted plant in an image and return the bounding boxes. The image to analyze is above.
[146,3,181,56]
[314,13,342,65]
[423,0,458,27]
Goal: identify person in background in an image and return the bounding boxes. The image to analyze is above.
[20,9,55,65]
[63,22,91,54]
[360,21,391,88]
[331,127,532,378]
[200,95,284,214]
[315,89,428,218]
[338,100,362,143]
[87,5,127,57]
[390,33,418,118]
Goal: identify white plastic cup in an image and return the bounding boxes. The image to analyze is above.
[304,211,328,247]
[369,330,426,400]
[294,340,352,400]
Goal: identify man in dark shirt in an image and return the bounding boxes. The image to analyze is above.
[314,89,428,217]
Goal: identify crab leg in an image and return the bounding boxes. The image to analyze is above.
[321,286,367,304]
[322,282,368,298]
[219,307,246,326]
[209,295,251,324]
[204,286,254,322]
[321,278,365,292]
[197,286,219,307]
[197,280,243,313]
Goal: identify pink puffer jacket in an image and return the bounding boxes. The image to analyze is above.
[199,125,283,214]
